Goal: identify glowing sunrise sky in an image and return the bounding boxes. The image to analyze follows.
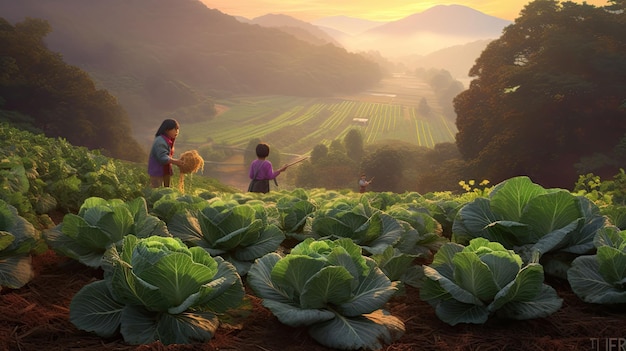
[200,0,609,22]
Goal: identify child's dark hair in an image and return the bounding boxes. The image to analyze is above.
[256,143,270,158]
[155,119,179,137]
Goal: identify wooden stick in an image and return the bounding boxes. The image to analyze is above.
[285,156,309,168]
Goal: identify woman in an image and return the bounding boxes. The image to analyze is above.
[148,119,183,188]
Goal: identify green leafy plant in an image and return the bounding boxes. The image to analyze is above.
[0,123,149,226]
[247,238,404,350]
[311,197,404,255]
[44,197,170,268]
[166,203,285,275]
[69,235,244,345]
[420,238,563,325]
[567,226,626,304]
[452,176,607,277]
[274,193,316,241]
[0,199,42,291]
[385,204,448,259]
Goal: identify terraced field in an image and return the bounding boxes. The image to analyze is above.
[178,73,457,156]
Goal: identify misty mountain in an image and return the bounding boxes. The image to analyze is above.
[245,5,510,81]
[312,16,384,36]
[403,39,494,85]
[366,5,510,37]
[320,4,511,58]
[0,0,382,141]
[246,14,342,47]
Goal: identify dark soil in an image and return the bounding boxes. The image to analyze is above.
[2,234,625,351]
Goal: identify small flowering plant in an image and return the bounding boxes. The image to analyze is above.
[458,179,491,198]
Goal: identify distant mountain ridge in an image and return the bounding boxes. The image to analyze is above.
[236,4,510,57]
[312,16,384,36]
[247,14,342,47]
[238,4,511,80]
[364,5,511,37]
[337,4,511,57]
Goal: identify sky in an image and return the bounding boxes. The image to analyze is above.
[200,0,609,22]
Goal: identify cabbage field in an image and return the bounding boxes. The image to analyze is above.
[2,123,626,350]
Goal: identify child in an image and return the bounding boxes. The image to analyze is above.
[359,174,372,193]
[248,143,287,193]
[148,119,183,188]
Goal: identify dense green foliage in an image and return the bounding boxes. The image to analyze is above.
[454,0,626,188]
[0,19,145,162]
[0,124,150,225]
[292,130,464,193]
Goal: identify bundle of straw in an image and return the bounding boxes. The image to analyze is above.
[178,150,204,174]
[177,150,204,192]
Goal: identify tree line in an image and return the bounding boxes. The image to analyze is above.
[454,0,626,189]
[0,18,145,162]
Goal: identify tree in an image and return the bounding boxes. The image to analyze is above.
[454,0,626,188]
[243,138,261,167]
[310,143,328,164]
[362,146,404,193]
[0,18,146,162]
[417,98,431,115]
[343,129,364,162]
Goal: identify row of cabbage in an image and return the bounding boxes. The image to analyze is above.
[2,175,626,350]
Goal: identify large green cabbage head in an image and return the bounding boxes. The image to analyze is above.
[167,203,285,275]
[44,196,170,268]
[69,235,244,345]
[247,238,405,350]
[420,237,562,325]
[451,176,607,277]
[568,226,626,304]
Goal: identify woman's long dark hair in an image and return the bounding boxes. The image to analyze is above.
[155,119,179,137]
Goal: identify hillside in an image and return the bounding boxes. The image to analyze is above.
[0,0,383,138]
[245,13,342,47]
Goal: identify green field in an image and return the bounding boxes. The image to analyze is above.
[178,74,457,155]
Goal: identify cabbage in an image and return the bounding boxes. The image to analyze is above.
[311,198,404,255]
[44,196,170,268]
[166,202,285,275]
[247,238,404,350]
[568,226,626,304]
[0,199,41,291]
[452,176,607,277]
[420,238,563,325]
[69,235,244,345]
